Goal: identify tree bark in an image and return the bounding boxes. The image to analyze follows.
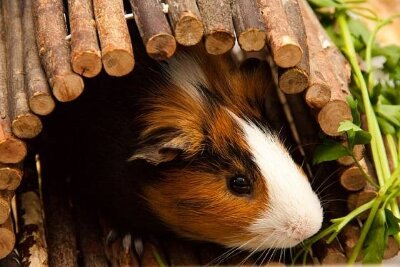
[3,0,42,139]
[68,0,102,78]
[23,0,55,116]
[32,0,84,101]
[258,0,302,68]
[129,0,176,60]
[0,216,15,259]
[197,0,235,55]
[17,154,49,267]
[231,0,266,52]
[93,0,134,76]
[165,0,204,46]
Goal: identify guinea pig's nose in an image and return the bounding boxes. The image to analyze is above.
[286,216,322,242]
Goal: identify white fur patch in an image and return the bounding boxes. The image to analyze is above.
[233,115,323,250]
[163,53,208,104]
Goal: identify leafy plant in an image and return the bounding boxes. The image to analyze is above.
[299,0,400,265]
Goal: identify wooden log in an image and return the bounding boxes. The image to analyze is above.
[22,0,55,116]
[277,0,310,94]
[278,67,309,94]
[315,238,347,264]
[68,0,102,78]
[299,0,352,135]
[165,0,204,46]
[231,0,266,52]
[129,0,176,60]
[337,143,364,166]
[163,239,199,266]
[32,0,84,102]
[339,224,362,262]
[340,165,367,192]
[93,0,134,76]
[74,204,108,267]
[384,236,399,260]
[3,0,42,139]
[0,191,13,225]
[347,183,378,220]
[17,154,49,267]
[0,164,23,191]
[258,0,302,68]
[0,10,27,164]
[196,0,235,55]
[0,217,15,260]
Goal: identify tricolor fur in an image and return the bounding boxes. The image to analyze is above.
[71,46,323,251]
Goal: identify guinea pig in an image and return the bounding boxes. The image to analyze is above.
[61,45,323,252]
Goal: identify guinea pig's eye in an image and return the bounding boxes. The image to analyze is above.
[229,176,252,195]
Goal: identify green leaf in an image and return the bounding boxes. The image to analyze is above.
[373,45,400,70]
[338,120,362,132]
[370,83,382,105]
[375,104,400,127]
[347,19,371,50]
[362,209,387,264]
[313,142,351,164]
[385,209,400,236]
[353,130,372,145]
[347,96,361,126]
[377,117,396,134]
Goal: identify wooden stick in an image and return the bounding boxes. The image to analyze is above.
[277,0,310,94]
[23,0,55,116]
[3,0,43,139]
[93,0,134,76]
[315,238,347,264]
[0,191,13,225]
[258,0,302,68]
[68,0,102,78]
[129,0,176,60]
[0,216,15,260]
[340,165,367,192]
[74,204,108,267]
[17,154,49,267]
[299,0,352,135]
[0,164,23,191]
[196,0,235,55]
[347,183,377,220]
[337,143,364,166]
[339,224,362,262]
[0,9,27,164]
[165,0,204,46]
[32,0,84,101]
[278,67,309,94]
[231,0,266,52]
[384,236,400,260]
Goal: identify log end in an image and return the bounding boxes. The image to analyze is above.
[278,68,309,94]
[337,144,364,166]
[318,100,352,136]
[0,200,10,225]
[52,73,85,102]
[0,167,22,191]
[102,49,135,77]
[273,39,303,68]
[340,166,367,191]
[384,236,399,260]
[175,13,204,46]
[146,33,177,60]
[0,138,27,164]
[0,227,15,259]
[305,83,331,109]
[205,31,235,55]
[72,51,102,78]
[30,92,56,116]
[238,28,267,52]
[11,114,43,139]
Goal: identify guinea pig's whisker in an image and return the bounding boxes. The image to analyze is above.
[206,237,255,266]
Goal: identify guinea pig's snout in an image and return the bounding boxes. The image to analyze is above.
[284,213,323,245]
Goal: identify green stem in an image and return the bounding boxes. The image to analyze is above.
[348,196,384,264]
[351,154,379,188]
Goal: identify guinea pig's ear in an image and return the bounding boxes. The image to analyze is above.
[128,136,198,165]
